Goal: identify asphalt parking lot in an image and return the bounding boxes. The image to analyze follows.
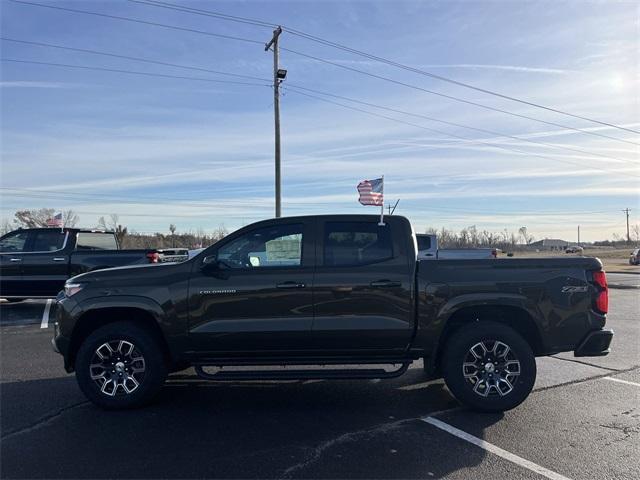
[1,278,638,479]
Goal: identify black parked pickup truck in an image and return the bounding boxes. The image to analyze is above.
[0,228,159,300]
[52,215,613,411]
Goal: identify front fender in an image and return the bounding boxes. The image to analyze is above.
[55,294,183,372]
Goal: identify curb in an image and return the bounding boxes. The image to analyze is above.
[608,271,640,275]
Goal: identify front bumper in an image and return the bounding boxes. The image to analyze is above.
[52,293,78,372]
[574,329,614,357]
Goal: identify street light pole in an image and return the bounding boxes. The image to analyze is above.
[265,26,283,218]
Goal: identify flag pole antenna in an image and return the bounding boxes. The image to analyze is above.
[378,175,385,226]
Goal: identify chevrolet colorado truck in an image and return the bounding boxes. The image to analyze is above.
[52,215,612,411]
[0,228,158,300]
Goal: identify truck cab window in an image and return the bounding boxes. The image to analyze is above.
[30,230,66,252]
[0,231,30,252]
[417,235,431,250]
[324,222,393,266]
[77,233,118,250]
[217,224,303,268]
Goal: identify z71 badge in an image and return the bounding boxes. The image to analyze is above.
[562,286,588,293]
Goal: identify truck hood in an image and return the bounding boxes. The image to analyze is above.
[69,262,181,284]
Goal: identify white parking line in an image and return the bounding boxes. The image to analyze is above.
[422,417,572,480]
[602,377,640,388]
[40,299,53,329]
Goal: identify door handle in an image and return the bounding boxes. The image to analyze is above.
[52,257,66,262]
[370,280,401,288]
[276,281,306,289]
[9,258,22,262]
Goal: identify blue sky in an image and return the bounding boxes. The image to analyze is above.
[1,0,638,241]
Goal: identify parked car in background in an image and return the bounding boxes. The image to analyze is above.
[630,248,640,265]
[566,246,584,254]
[157,248,189,263]
[0,228,159,300]
[416,233,498,260]
[53,215,611,412]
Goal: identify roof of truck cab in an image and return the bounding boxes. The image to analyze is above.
[12,227,116,234]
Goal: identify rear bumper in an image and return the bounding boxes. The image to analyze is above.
[574,329,613,357]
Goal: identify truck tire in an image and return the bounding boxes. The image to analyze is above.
[442,321,536,412]
[75,321,167,409]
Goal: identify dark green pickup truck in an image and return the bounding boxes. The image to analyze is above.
[52,215,612,411]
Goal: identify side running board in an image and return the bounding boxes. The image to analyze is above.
[194,362,411,381]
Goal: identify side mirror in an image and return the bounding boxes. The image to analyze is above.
[202,255,217,268]
[201,255,231,271]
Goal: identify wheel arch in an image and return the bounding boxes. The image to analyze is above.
[431,303,543,377]
[67,305,173,372]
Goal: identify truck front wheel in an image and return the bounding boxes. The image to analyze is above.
[442,321,536,412]
[75,322,167,409]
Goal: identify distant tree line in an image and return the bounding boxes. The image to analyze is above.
[425,225,532,251]
[2,208,638,249]
[1,209,228,250]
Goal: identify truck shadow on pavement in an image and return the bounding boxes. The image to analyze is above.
[0,371,503,479]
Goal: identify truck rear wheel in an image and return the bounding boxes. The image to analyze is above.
[75,322,167,409]
[442,321,536,412]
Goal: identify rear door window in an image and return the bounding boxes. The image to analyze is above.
[76,233,118,250]
[29,230,66,252]
[323,222,393,266]
[0,231,30,253]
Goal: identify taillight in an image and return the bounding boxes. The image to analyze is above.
[593,270,608,314]
[146,252,159,263]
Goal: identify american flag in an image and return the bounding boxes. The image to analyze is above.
[46,212,63,227]
[357,177,384,206]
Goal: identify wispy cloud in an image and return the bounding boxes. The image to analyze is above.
[0,81,80,89]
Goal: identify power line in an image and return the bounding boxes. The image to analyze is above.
[131,0,640,135]
[285,84,639,167]
[128,0,278,29]
[4,36,633,165]
[4,55,635,179]
[284,88,640,179]
[10,0,264,45]
[281,48,640,147]
[12,0,638,147]
[3,55,636,176]
[1,37,270,82]
[1,58,270,87]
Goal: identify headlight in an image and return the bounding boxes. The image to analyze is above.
[64,283,86,297]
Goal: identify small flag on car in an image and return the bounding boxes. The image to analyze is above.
[357,177,384,206]
[46,212,63,227]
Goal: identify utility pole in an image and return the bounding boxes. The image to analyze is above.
[577,225,580,246]
[623,208,631,243]
[265,26,285,218]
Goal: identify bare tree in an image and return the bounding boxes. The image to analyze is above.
[13,208,55,228]
[1,219,13,235]
[97,214,128,245]
[169,224,177,247]
[62,210,79,227]
[518,226,534,245]
[12,208,79,228]
[631,224,640,243]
